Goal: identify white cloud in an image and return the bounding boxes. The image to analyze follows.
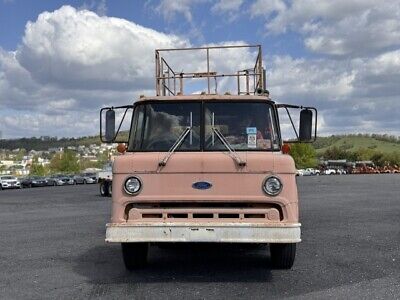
[0,5,191,138]
[1,3,399,139]
[211,0,243,21]
[250,0,286,18]
[16,6,189,91]
[155,0,207,23]
[0,6,257,138]
[254,0,400,57]
[79,0,108,16]
[266,51,400,135]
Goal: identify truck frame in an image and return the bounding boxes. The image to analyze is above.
[100,45,317,270]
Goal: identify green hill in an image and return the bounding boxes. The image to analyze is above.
[314,135,400,155]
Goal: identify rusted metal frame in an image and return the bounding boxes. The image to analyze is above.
[155,50,160,96]
[156,45,263,95]
[245,70,250,94]
[162,82,175,95]
[207,48,210,94]
[156,44,261,52]
[160,57,176,96]
[160,73,261,80]
[252,46,263,92]
[237,71,241,95]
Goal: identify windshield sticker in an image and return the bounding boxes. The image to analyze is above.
[247,134,257,148]
[246,127,257,134]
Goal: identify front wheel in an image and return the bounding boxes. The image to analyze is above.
[121,243,149,270]
[270,243,296,269]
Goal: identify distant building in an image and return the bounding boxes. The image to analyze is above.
[48,147,64,153]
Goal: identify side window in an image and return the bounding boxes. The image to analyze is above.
[129,105,145,150]
[268,107,280,150]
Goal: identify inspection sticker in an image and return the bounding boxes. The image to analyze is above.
[246,127,257,134]
[247,134,257,148]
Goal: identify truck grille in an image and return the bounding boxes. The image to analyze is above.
[125,202,283,222]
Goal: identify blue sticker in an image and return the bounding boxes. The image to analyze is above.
[246,127,257,134]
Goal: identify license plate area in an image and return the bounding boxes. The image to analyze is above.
[189,227,216,241]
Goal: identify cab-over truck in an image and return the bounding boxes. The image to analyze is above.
[100,45,317,270]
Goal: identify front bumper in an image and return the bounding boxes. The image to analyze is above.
[105,222,301,243]
[1,183,20,189]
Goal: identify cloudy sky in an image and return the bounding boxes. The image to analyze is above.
[0,0,399,139]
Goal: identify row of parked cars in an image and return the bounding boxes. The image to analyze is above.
[0,173,98,190]
[296,168,347,176]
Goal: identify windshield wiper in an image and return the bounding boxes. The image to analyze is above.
[159,126,192,167]
[212,127,246,167]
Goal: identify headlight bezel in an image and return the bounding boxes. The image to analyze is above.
[262,175,283,196]
[124,176,142,195]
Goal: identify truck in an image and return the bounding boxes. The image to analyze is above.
[98,162,112,197]
[100,45,317,270]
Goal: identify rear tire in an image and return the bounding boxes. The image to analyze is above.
[100,181,109,197]
[270,243,296,269]
[121,243,148,270]
[107,182,112,197]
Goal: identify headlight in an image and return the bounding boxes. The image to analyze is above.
[263,176,282,196]
[124,176,142,195]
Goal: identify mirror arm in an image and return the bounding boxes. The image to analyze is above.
[283,106,299,140]
[277,104,318,143]
[100,105,134,143]
[112,107,129,142]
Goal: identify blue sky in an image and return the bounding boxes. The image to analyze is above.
[0,0,399,138]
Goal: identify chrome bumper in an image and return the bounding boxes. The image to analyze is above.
[105,222,301,243]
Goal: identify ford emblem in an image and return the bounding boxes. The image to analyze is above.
[192,181,212,190]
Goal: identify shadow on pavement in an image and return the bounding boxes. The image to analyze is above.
[73,243,273,284]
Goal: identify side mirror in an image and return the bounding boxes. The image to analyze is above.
[299,109,313,141]
[276,104,317,143]
[105,109,115,142]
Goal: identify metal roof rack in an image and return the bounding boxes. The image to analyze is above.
[155,45,265,96]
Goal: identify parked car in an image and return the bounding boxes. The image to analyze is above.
[336,169,347,175]
[305,168,320,175]
[74,173,97,184]
[323,169,336,175]
[0,175,21,190]
[82,172,97,183]
[20,176,47,188]
[46,175,65,186]
[60,175,75,185]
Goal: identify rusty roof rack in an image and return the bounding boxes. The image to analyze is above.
[155,45,265,96]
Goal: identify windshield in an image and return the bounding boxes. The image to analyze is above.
[128,101,279,152]
[205,102,279,151]
[128,102,201,151]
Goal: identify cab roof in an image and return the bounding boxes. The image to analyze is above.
[135,94,275,104]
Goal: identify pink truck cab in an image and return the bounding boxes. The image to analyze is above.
[100,45,317,270]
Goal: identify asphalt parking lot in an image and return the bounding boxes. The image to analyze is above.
[0,175,399,299]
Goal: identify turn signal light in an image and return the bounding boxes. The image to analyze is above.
[117,143,127,154]
[282,143,291,154]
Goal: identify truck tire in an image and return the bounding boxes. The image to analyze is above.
[100,181,109,197]
[121,243,148,270]
[270,243,296,269]
[107,182,112,197]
